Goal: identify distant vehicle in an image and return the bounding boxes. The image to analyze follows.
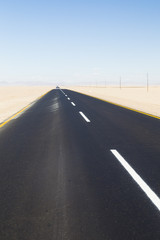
[56,86,59,89]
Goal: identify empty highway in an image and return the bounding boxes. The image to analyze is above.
[0,88,160,239]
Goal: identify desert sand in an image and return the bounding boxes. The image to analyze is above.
[0,86,54,123]
[1,85,160,124]
[65,86,160,118]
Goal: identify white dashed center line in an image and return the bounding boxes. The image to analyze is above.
[60,89,65,95]
[79,112,90,122]
[71,102,76,106]
[110,149,160,211]
[68,98,70,100]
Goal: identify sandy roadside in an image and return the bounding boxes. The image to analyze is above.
[0,86,54,123]
[1,85,160,124]
[64,86,160,118]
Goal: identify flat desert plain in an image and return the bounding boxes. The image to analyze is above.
[66,86,160,118]
[1,86,160,124]
[0,86,53,123]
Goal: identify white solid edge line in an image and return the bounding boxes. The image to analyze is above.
[71,102,76,106]
[110,149,160,211]
[79,111,90,122]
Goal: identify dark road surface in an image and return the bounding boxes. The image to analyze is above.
[0,88,160,239]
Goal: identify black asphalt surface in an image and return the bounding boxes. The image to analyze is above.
[0,88,160,239]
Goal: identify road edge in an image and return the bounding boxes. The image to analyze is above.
[65,89,160,121]
[0,90,51,128]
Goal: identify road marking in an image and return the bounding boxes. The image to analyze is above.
[110,149,160,211]
[72,90,160,121]
[0,105,30,128]
[79,112,90,122]
[59,88,65,95]
[13,101,37,119]
[71,102,76,106]
[68,98,70,100]
[0,90,50,128]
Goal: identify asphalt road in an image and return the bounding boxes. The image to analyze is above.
[0,88,160,239]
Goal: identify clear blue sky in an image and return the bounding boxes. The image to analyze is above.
[0,0,160,85]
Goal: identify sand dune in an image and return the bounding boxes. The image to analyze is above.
[0,86,53,123]
[65,86,160,118]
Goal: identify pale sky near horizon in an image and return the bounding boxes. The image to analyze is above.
[0,0,160,85]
